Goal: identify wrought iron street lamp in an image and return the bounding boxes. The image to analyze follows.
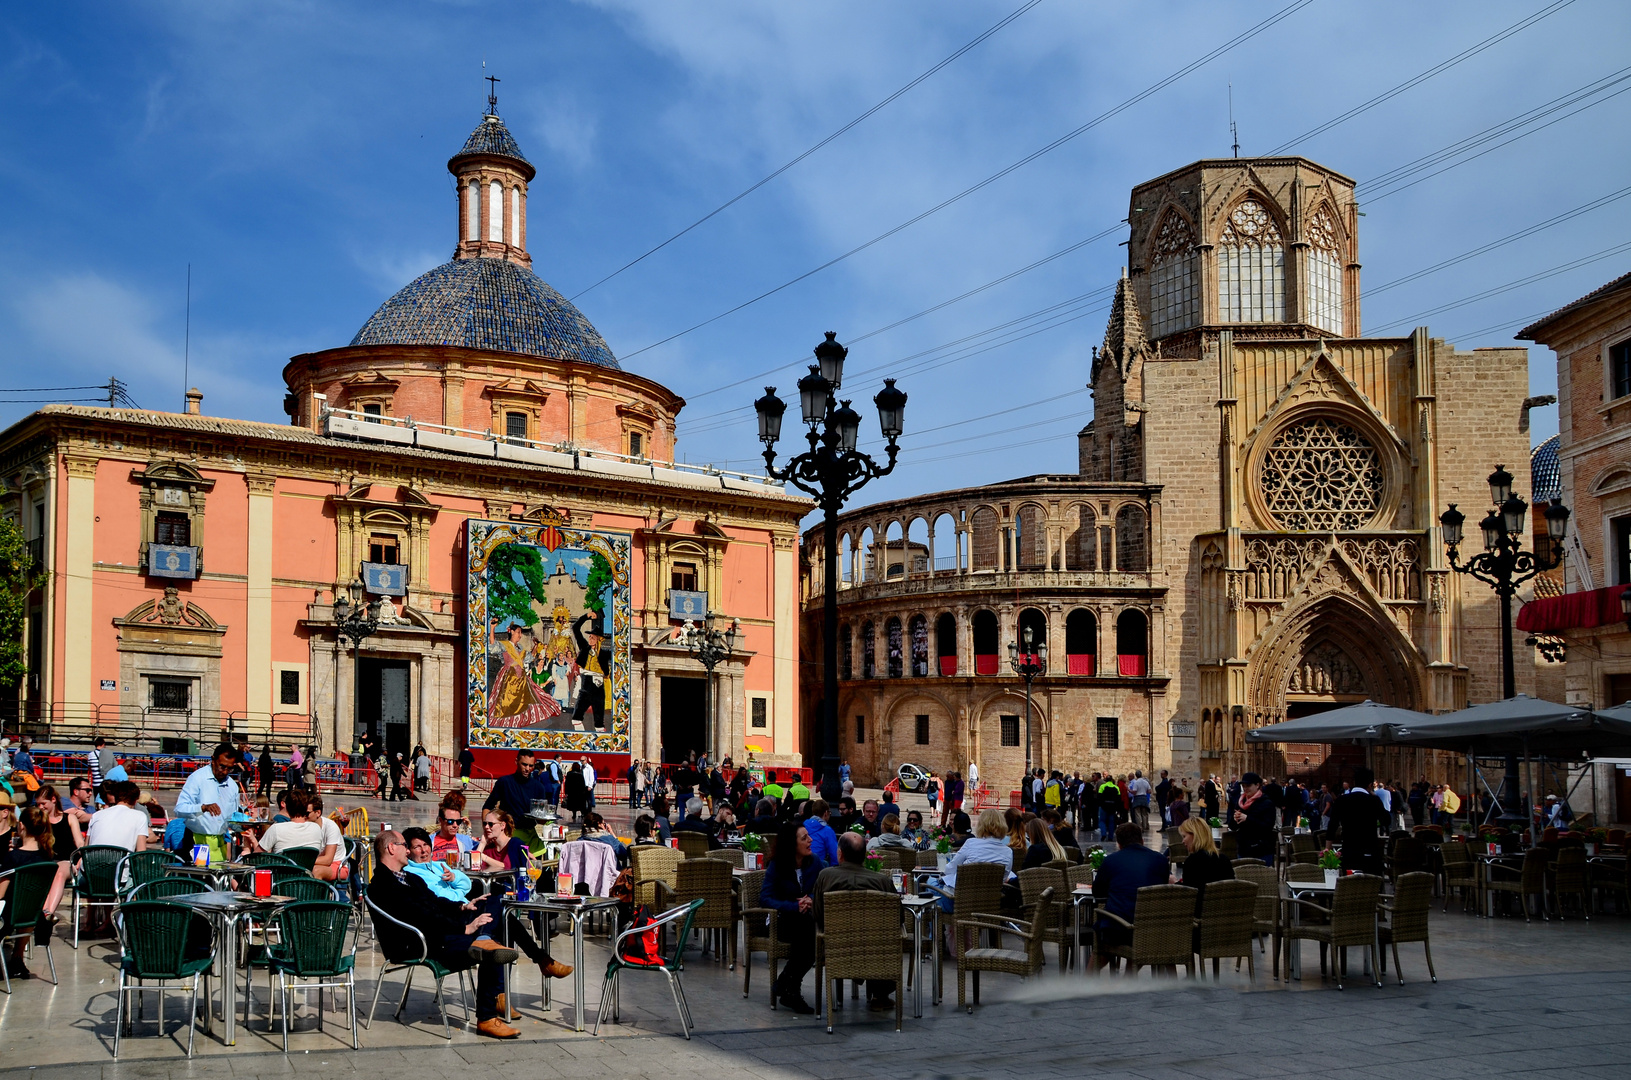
[1007,625,1048,791]
[331,579,381,756]
[676,611,739,764]
[755,331,907,801]
[1440,465,1569,821]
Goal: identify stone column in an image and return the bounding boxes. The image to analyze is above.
[61,454,99,707]
[246,473,276,720]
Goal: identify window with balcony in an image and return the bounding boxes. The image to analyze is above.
[671,562,698,592]
[505,411,528,442]
[154,511,191,547]
[369,534,400,565]
[1066,608,1097,675]
[629,430,644,458]
[935,613,957,676]
[886,617,903,678]
[909,614,929,677]
[973,609,999,675]
[1116,609,1148,677]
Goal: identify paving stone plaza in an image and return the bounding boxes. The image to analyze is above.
[4,791,1629,1080]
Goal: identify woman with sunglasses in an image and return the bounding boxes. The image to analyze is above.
[477,809,531,871]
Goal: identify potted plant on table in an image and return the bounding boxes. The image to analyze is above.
[1318,846,1341,886]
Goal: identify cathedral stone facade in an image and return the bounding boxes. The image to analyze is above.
[803,156,1540,796]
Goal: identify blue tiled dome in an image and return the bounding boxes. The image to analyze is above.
[350,257,620,369]
[1531,433,1561,504]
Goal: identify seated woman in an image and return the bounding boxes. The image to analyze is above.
[931,808,1016,914]
[1021,816,1066,870]
[35,785,83,858]
[0,807,71,976]
[579,811,628,865]
[759,820,822,1014]
[479,809,532,871]
[1176,815,1234,953]
[899,810,932,850]
[866,813,915,855]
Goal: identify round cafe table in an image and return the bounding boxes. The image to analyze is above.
[165,890,293,1046]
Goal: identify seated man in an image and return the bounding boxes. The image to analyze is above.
[430,797,477,862]
[744,797,781,836]
[255,789,348,882]
[670,798,720,849]
[812,831,896,1009]
[1092,822,1170,969]
[368,829,521,1039]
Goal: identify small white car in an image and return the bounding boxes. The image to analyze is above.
[896,762,930,792]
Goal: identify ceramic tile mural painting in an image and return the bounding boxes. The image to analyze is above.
[465,513,632,756]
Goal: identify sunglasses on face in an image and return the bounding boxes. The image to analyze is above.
[442,816,466,825]
[482,820,500,829]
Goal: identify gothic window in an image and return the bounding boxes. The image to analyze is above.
[861,621,876,679]
[1218,198,1284,323]
[1147,210,1197,339]
[886,617,904,678]
[1260,417,1383,532]
[1114,505,1148,571]
[840,623,853,680]
[1306,204,1344,334]
[909,614,929,677]
[1067,505,1096,570]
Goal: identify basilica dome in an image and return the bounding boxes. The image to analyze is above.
[349,256,620,370]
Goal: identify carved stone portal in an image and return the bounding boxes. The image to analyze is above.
[1287,641,1366,696]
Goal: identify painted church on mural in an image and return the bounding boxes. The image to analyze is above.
[0,99,809,776]
[801,155,1555,796]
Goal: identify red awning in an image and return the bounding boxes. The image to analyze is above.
[1515,585,1625,633]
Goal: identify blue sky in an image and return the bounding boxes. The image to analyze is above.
[3,0,1627,512]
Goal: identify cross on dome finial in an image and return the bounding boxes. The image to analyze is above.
[486,74,500,115]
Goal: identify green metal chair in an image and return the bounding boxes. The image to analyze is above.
[242,878,338,1026]
[126,878,206,903]
[118,850,183,900]
[594,897,705,1040]
[243,852,302,870]
[363,893,470,1039]
[69,844,128,948]
[277,847,321,872]
[0,863,61,990]
[265,900,358,1051]
[112,901,215,1059]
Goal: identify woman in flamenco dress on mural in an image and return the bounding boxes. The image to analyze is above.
[488,622,563,729]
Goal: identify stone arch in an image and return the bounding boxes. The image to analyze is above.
[931,512,959,573]
[1246,592,1424,723]
[969,506,999,570]
[885,615,904,678]
[972,609,999,674]
[1014,501,1047,570]
[908,612,930,677]
[1064,608,1097,674]
[1066,504,1097,570]
[935,611,957,675]
[1245,401,1404,534]
[1114,504,1148,571]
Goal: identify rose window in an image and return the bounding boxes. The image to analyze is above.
[1260,418,1382,532]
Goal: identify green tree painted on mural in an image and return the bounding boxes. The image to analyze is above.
[0,516,41,690]
[486,543,547,631]
[584,550,614,619]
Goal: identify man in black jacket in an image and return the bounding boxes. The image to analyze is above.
[369,831,522,1038]
[1228,772,1278,865]
[1327,768,1390,876]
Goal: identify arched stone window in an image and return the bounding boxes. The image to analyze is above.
[839,622,853,680]
[1306,203,1344,334]
[1148,209,1198,338]
[860,620,876,679]
[1259,417,1383,532]
[886,617,904,678]
[1116,609,1148,677]
[972,609,999,675]
[1015,505,1045,570]
[488,179,503,243]
[1065,608,1096,675]
[935,612,957,676]
[970,507,999,571]
[1016,607,1047,657]
[1115,505,1148,571]
[1067,505,1097,570]
[909,614,929,677]
[467,179,480,241]
[1218,198,1284,323]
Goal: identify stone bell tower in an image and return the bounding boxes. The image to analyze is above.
[450,87,536,268]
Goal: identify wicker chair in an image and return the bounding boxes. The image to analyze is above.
[1016,866,1071,971]
[1389,836,1429,882]
[667,858,736,967]
[1279,873,1383,990]
[1486,849,1549,922]
[1196,878,1258,980]
[870,849,904,871]
[1065,863,1095,890]
[1232,862,1280,978]
[1551,847,1589,920]
[674,832,711,860]
[1286,863,1325,883]
[705,847,745,869]
[1219,832,1237,860]
[955,887,1053,1011]
[819,891,905,1033]
[1377,871,1435,985]
[1290,834,1319,863]
[897,849,919,871]
[1166,840,1189,870]
[1592,850,1629,914]
[937,862,1006,983]
[631,845,683,914]
[1097,884,1197,978]
[737,869,790,1006]
[1439,840,1477,912]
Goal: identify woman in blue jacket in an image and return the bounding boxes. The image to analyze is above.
[758,820,824,1014]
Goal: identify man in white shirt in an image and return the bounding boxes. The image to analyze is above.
[1128,772,1153,833]
[174,743,242,863]
[85,780,150,851]
[256,789,346,880]
[581,757,597,810]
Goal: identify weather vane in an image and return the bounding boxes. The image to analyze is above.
[486,74,501,115]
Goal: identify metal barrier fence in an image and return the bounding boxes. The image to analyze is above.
[0,701,316,751]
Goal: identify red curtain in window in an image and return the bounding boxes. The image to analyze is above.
[938,656,958,677]
[1117,654,1147,677]
[974,654,999,675]
[1067,654,1095,676]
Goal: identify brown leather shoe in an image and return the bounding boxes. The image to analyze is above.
[494,993,522,1021]
[476,1017,520,1039]
[467,939,520,965]
[541,959,574,979]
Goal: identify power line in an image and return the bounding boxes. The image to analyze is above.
[617,0,1315,363]
[1367,240,1631,334]
[1364,180,1631,299]
[1360,74,1631,203]
[1266,0,1578,154]
[568,0,1043,302]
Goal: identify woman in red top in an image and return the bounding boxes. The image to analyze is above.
[478,808,532,871]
